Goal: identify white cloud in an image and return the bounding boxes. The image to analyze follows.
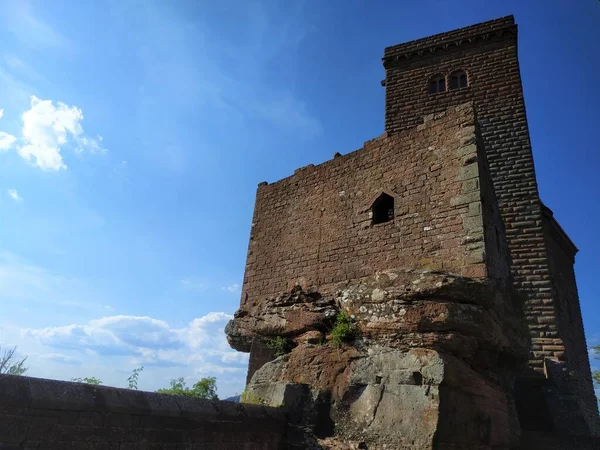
[7,189,22,202]
[184,312,233,350]
[76,135,106,155]
[222,283,240,293]
[0,108,15,151]
[0,96,106,171]
[22,312,245,372]
[18,96,79,170]
[0,131,16,151]
[1,257,248,397]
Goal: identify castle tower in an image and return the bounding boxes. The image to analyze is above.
[381,15,598,433]
[226,16,600,447]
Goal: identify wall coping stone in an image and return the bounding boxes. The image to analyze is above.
[0,374,287,422]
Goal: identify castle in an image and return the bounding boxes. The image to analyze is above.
[226,15,600,449]
[1,15,598,450]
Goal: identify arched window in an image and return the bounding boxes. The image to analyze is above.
[372,193,394,224]
[428,74,446,94]
[449,70,468,90]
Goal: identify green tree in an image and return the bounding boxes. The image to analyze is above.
[71,376,103,385]
[0,346,28,376]
[157,376,218,399]
[127,366,144,390]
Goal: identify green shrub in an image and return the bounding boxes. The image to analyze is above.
[265,336,294,357]
[71,377,102,385]
[157,377,218,399]
[330,312,359,346]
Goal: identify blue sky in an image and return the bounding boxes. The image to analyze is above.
[0,0,598,398]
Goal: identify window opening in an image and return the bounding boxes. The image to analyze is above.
[372,193,394,224]
[449,70,468,90]
[429,75,446,94]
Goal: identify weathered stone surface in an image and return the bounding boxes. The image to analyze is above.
[335,348,442,448]
[0,374,291,449]
[226,290,337,352]
[226,14,600,448]
[244,344,521,449]
[231,263,531,448]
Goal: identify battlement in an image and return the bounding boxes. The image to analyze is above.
[383,16,515,68]
[242,103,505,305]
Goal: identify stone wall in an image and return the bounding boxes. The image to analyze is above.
[520,431,600,450]
[380,15,599,432]
[382,14,561,373]
[0,374,289,449]
[225,15,600,446]
[242,103,490,306]
[542,206,600,432]
[246,339,277,385]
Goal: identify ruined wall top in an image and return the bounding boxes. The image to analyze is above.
[240,103,503,308]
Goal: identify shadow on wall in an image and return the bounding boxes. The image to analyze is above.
[0,374,289,448]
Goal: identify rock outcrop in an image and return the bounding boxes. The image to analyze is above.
[226,269,529,449]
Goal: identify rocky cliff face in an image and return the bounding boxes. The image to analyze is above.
[226,269,529,449]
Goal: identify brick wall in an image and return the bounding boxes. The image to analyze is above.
[246,339,277,385]
[382,17,561,370]
[542,207,600,432]
[476,119,511,287]
[233,15,599,437]
[384,13,560,362]
[380,16,600,431]
[241,103,490,307]
[0,374,289,449]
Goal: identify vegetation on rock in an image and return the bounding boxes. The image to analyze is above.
[266,336,294,357]
[330,311,359,347]
[240,389,266,405]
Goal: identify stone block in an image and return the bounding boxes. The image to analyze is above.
[29,377,96,412]
[450,191,480,206]
[0,375,31,407]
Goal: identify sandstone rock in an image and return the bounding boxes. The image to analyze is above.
[295,330,325,345]
[244,343,520,449]
[226,289,337,352]
[230,268,529,449]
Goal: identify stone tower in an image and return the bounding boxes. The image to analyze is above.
[226,16,599,449]
[381,15,599,435]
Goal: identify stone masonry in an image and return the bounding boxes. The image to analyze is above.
[0,374,293,449]
[380,16,599,430]
[1,15,597,450]
[226,16,600,449]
